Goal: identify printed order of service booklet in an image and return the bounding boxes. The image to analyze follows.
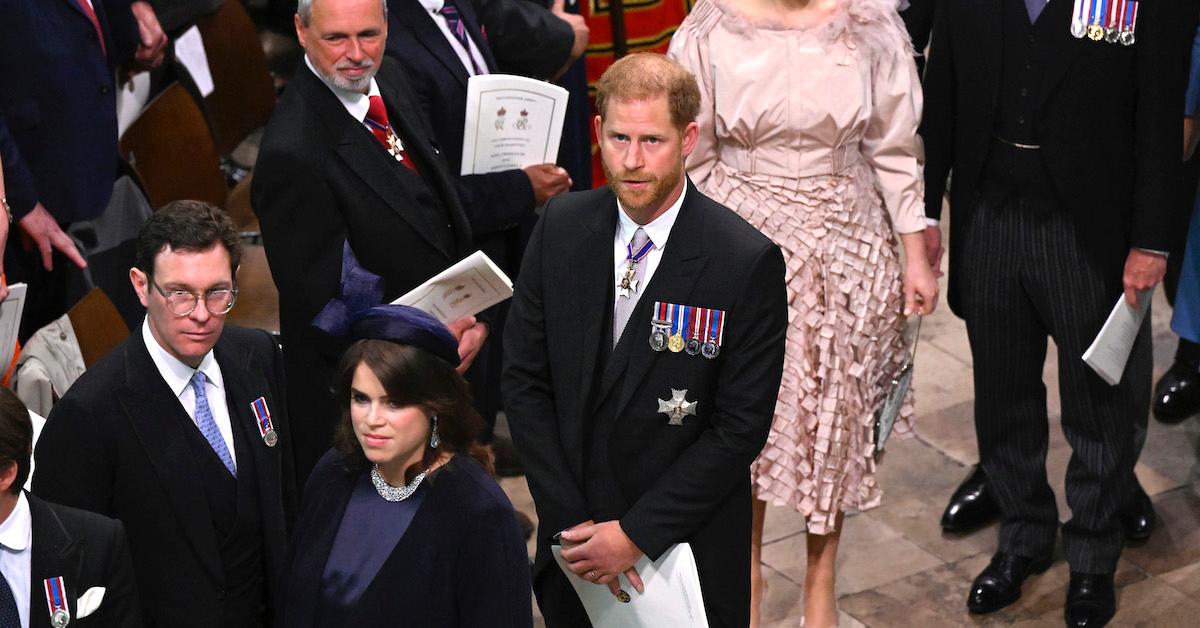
[461,74,569,175]
[552,543,710,628]
[391,251,512,324]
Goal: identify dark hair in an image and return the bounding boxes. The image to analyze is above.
[333,339,491,481]
[136,200,243,278]
[0,388,33,495]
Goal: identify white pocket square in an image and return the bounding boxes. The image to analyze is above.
[76,587,105,619]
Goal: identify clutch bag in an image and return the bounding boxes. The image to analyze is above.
[874,315,922,461]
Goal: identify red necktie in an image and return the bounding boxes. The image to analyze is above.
[365,95,419,174]
[76,0,108,57]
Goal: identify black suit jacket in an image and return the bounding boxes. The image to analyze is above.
[502,183,787,627]
[32,326,296,627]
[279,452,532,628]
[469,0,575,81]
[921,0,1183,314]
[901,0,935,73]
[25,494,141,628]
[252,58,473,480]
[386,0,535,240]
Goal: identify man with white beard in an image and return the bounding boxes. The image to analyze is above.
[252,0,484,483]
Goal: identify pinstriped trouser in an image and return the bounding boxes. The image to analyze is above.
[960,193,1150,575]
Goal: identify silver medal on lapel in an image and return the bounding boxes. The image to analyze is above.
[251,397,278,448]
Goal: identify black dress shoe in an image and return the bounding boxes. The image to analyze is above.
[1152,357,1200,424]
[1120,486,1155,544]
[1064,572,1115,627]
[941,465,1001,533]
[967,551,1053,614]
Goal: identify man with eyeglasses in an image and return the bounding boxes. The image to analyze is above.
[31,200,296,628]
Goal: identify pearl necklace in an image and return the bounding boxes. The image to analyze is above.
[370,465,426,502]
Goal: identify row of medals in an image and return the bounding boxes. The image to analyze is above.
[618,257,721,358]
[1071,0,1137,46]
[649,321,720,359]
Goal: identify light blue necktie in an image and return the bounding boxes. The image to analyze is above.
[191,371,236,476]
[1025,0,1048,22]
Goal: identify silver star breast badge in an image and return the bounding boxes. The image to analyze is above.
[657,389,698,426]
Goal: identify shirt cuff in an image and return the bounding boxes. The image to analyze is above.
[925,218,940,227]
[1136,248,1169,258]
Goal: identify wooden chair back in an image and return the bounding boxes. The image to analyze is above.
[67,288,130,368]
[195,0,276,157]
[119,83,227,210]
[225,245,280,333]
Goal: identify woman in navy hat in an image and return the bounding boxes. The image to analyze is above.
[278,304,533,627]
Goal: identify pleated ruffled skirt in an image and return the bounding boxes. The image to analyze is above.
[704,160,915,535]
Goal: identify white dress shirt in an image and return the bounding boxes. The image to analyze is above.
[142,320,237,471]
[416,0,490,76]
[0,492,32,628]
[304,55,419,158]
[611,182,687,309]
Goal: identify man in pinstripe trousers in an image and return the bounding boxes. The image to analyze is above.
[920,0,1186,626]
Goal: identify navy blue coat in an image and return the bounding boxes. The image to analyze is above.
[0,0,139,223]
[280,452,532,628]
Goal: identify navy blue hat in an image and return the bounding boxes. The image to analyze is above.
[312,241,460,366]
[349,305,461,367]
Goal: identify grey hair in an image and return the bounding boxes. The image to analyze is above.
[297,0,388,26]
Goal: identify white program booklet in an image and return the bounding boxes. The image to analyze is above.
[552,543,710,628]
[0,283,28,374]
[1082,287,1154,386]
[390,251,513,324]
[174,26,215,97]
[460,74,569,175]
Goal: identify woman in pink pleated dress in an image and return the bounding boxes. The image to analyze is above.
[669,0,938,625]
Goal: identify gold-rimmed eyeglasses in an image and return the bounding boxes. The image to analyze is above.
[149,278,239,317]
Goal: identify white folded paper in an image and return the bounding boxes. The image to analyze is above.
[0,282,28,373]
[24,410,45,492]
[460,74,569,175]
[552,543,709,628]
[174,27,215,97]
[1082,287,1154,386]
[391,251,513,324]
[76,586,106,619]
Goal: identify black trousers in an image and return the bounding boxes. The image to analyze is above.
[534,565,591,628]
[960,193,1151,574]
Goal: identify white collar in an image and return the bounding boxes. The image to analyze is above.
[304,54,383,124]
[141,318,223,398]
[417,0,446,12]
[615,178,688,250]
[0,492,31,552]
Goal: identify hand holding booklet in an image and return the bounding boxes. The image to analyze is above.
[552,543,709,628]
[1082,287,1154,386]
[391,251,513,323]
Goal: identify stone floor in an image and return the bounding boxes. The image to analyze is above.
[498,273,1200,627]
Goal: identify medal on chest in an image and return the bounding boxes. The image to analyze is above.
[657,389,698,426]
[44,576,71,627]
[617,236,655,299]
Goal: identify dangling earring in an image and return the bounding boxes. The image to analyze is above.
[429,415,441,449]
